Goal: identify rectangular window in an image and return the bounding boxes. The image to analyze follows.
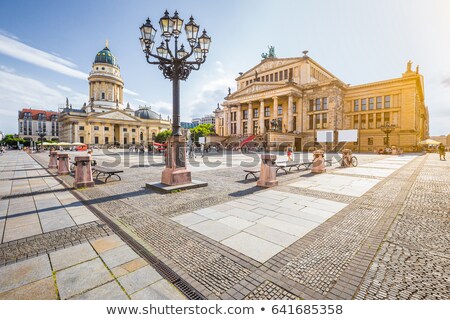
[361,98,367,111]
[279,71,283,81]
[284,69,288,80]
[384,112,390,125]
[361,116,366,129]
[277,105,283,115]
[384,96,391,108]
[315,98,321,111]
[265,75,269,82]
[293,116,297,131]
[322,98,328,110]
[79,126,85,131]
[368,138,373,145]
[309,115,314,130]
[275,73,278,81]
[353,116,359,129]
[94,126,99,131]
[376,96,382,109]
[369,98,374,110]
[368,114,374,128]
[80,136,84,143]
[95,137,99,144]
[315,114,321,129]
[243,110,248,120]
[123,128,128,132]
[243,121,248,135]
[124,138,127,145]
[253,108,258,118]
[354,100,359,112]
[277,118,282,131]
[104,127,109,131]
[270,74,273,82]
[132,128,136,133]
[105,137,109,144]
[322,113,328,128]
[253,120,258,134]
[293,102,297,113]
[264,107,270,117]
[309,99,314,112]
[376,113,382,128]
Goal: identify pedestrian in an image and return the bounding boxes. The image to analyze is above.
[200,143,205,158]
[286,143,293,161]
[438,143,446,160]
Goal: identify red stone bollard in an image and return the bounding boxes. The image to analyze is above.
[73,156,94,188]
[48,151,58,169]
[257,154,278,187]
[57,153,70,175]
[311,150,326,173]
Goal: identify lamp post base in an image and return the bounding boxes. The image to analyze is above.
[161,167,192,185]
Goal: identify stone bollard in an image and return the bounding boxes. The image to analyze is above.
[257,154,278,187]
[341,149,353,167]
[311,150,326,173]
[73,156,94,188]
[48,151,58,169]
[57,153,70,175]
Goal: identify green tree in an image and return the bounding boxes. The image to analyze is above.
[154,130,172,143]
[1,134,26,147]
[190,124,214,142]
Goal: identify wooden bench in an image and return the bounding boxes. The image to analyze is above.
[243,169,260,180]
[92,166,123,183]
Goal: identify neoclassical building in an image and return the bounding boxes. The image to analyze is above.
[215,51,429,152]
[59,42,171,146]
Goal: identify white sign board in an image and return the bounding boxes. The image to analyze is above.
[316,130,334,142]
[198,137,206,144]
[338,129,358,142]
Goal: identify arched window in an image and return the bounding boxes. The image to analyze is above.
[140,132,144,141]
[101,92,105,100]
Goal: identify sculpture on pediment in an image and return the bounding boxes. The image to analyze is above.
[261,45,276,59]
[407,60,412,72]
[228,87,231,95]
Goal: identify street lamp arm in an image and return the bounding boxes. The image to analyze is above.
[165,39,175,59]
[146,52,171,64]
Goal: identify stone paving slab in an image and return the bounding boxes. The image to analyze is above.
[72,280,129,300]
[190,220,240,242]
[56,257,113,300]
[0,276,56,300]
[117,265,163,294]
[49,242,98,271]
[0,255,52,294]
[99,243,141,269]
[130,279,187,300]
[244,223,298,247]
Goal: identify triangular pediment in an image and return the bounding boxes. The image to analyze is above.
[94,110,138,121]
[230,82,285,99]
[238,57,304,80]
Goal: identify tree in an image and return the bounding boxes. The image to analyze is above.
[1,134,26,147]
[154,130,172,143]
[190,124,214,142]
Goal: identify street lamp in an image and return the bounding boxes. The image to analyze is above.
[139,11,211,186]
[36,129,46,152]
[380,122,395,151]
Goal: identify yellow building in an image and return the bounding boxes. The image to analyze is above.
[59,42,171,146]
[216,51,429,152]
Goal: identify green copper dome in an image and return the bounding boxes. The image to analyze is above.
[94,46,119,68]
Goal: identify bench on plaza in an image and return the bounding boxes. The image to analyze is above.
[244,169,260,180]
[92,165,123,183]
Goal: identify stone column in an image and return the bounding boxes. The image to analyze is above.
[297,97,303,132]
[259,99,265,134]
[57,153,70,175]
[272,96,278,121]
[69,123,73,143]
[288,95,294,132]
[248,102,253,135]
[74,123,78,143]
[227,107,232,136]
[236,104,242,135]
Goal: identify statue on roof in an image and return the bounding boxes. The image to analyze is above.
[261,45,276,59]
[407,60,412,72]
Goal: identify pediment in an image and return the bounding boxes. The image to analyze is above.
[238,58,303,79]
[94,111,137,121]
[231,83,284,98]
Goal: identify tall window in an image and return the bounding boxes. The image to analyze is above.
[293,102,297,113]
[94,126,99,131]
[315,114,321,128]
[284,69,288,80]
[376,113,382,128]
[309,115,314,130]
[279,71,283,81]
[369,98,374,110]
[101,92,105,100]
[270,74,273,82]
[322,113,328,128]
[384,95,391,108]
[361,116,366,129]
[353,115,359,129]
[253,108,258,118]
[253,120,258,134]
[315,98,321,111]
[264,107,270,117]
[368,137,373,145]
[243,109,248,120]
[265,75,269,82]
[322,98,328,110]
[277,105,283,115]
[79,126,85,131]
[354,99,359,112]
[368,114,374,128]
[243,121,248,134]
[361,98,367,111]
[275,73,278,81]
[384,112,390,125]
[309,99,314,112]
[376,96,382,109]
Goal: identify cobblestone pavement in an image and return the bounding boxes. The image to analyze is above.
[0,151,186,300]
[29,150,449,300]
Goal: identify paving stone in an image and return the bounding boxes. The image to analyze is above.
[2,223,42,243]
[131,279,187,300]
[99,244,140,269]
[0,276,56,300]
[244,223,298,247]
[171,212,208,227]
[190,220,240,242]
[117,265,162,294]
[90,234,124,254]
[0,255,52,293]
[56,258,113,300]
[49,242,98,271]
[256,216,309,237]
[217,216,255,231]
[73,280,129,300]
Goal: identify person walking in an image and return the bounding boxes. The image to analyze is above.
[286,143,293,162]
[438,143,446,160]
[200,143,205,158]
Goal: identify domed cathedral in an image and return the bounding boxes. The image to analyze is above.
[59,41,171,147]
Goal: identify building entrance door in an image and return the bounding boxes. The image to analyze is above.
[295,138,302,151]
[114,124,120,145]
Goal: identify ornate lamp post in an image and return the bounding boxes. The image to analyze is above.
[36,129,46,152]
[139,11,211,186]
[380,122,395,151]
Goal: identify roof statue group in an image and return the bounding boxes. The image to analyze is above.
[261,45,276,59]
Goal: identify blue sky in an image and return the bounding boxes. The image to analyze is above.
[0,0,449,135]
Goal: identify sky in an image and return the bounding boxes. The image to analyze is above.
[0,0,449,136]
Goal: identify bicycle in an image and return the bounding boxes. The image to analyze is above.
[342,155,358,167]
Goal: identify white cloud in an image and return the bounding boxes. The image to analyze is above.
[134,98,147,104]
[0,34,87,80]
[0,65,15,73]
[148,100,172,116]
[0,70,86,133]
[56,85,72,92]
[123,88,139,96]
